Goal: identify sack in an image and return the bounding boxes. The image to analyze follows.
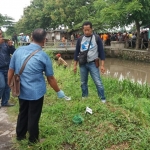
[78,50,88,65]
[10,74,20,97]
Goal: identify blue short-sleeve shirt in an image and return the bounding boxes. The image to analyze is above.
[9,43,54,100]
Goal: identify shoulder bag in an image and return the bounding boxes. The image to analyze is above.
[78,35,93,65]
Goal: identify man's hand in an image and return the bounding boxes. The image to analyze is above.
[100,66,105,74]
[57,90,65,98]
[73,65,77,73]
[73,61,78,73]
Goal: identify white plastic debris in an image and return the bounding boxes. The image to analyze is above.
[85,107,93,114]
[64,96,71,101]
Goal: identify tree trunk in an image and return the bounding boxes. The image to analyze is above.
[135,20,140,50]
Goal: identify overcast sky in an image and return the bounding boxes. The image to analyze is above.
[0,0,31,22]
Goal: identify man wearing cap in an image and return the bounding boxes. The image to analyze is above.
[0,30,16,107]
[56,53,68,68]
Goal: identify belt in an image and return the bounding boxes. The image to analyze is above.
[87,60,95,63]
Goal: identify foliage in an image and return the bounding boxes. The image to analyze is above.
[0,13,16,37]
[0,13,15,29]
[14,0,107,34]
[94,0,150,49]
[9,57,150,150]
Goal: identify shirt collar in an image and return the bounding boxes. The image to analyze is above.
[30,42,42,50]
[84,33,93,37]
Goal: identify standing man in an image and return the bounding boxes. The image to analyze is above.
[0,30,15,107]
[8,28,67,145]
[71,33,75,47]
[12,33,18,47]
[73,21,106,103]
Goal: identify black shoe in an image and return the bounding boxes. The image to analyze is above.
[2,103,14,107]
[17,136,26,141]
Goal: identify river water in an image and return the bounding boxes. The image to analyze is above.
[65,58,150,85]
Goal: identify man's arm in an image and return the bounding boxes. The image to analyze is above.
[47,76,60,92]
[97,37,105,73]
[73,38,80,73]
[47,76,66,98]
[7,68,14,87]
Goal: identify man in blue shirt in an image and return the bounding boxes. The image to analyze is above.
[73,21,106,103]
[0,30,15,107]
[8,28,66,144]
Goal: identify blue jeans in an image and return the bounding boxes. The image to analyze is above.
[0,69,10,106]
[79,62,106,100]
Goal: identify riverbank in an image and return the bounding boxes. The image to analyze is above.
[105,47,150,62]
[44,41,150,63]
[7,60,150,149]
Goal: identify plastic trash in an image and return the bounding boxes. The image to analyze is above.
[72,114,84,124]
[64,96,71,101]
[85,107,93,114]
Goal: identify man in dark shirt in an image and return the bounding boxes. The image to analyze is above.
[73,21,106,103]
[12,33,18,47]
[0,31,16,107]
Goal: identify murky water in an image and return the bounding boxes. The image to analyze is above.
[65,58,150,84]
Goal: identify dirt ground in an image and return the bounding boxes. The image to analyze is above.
[0,107,16,150]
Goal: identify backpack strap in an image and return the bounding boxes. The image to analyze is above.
[94,34,99,45]
[79,35,84,49]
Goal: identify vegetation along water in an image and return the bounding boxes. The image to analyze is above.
[9,52,150,150]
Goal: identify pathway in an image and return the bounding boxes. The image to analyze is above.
[0,107,16,150]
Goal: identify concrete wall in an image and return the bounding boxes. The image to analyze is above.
[111,41,125,49]
[105,48,150,62]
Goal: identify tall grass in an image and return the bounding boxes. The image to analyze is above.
[10,55,150,150]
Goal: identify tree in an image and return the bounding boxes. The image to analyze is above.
[94,0,150,49]
[14,0,104,33]
[15,0,52,34]
[0,13,15,28]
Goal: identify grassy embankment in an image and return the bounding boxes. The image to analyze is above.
[9,52,150,150]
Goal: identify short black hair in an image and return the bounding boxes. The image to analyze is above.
[32,28,47,42]
[82,21,92,29]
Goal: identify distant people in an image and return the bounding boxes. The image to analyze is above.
[0,31,16,107]
[110,33,116,41]
[131,33,136,48]
[76,34,80,38]
[56,53,68,68]
[103,33,108,46]
[71,34,75,47]
[61,36,66,46]
[12,33,18,47]
[25,34,30,45]
[17,34,21,45]
[107,33,111,46]
[117,32,123,42]
[8,28,67,145]
[20,34,24,45]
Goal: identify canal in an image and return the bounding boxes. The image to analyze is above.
[65,58,150,84]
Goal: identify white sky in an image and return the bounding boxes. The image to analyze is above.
[0,0,31,22]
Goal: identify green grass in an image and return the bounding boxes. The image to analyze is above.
[9,58,150,150]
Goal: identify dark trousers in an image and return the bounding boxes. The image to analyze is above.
[16,96,44,143]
